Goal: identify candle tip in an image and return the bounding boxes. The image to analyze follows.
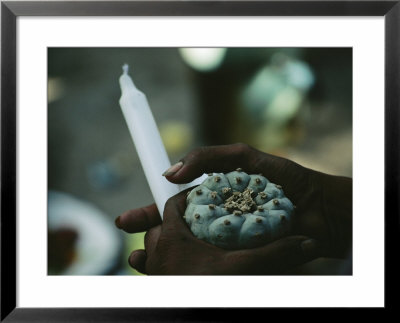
[122,64,129,75]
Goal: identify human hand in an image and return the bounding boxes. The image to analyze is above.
[117,190,322,275]
[117,143,351,274]
[162,143,352,259]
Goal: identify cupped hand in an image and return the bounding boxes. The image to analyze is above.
[163,143,351,257]
[117,143,352,274]
[118,190,321,275]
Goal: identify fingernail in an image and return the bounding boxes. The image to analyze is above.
[301,239,320,258]
[162,161,183,176]
[115,216,122,229]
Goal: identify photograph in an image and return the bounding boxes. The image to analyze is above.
[2,0,397,318]
[48,47,353,276]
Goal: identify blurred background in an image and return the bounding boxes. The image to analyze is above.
[48,47,352,275]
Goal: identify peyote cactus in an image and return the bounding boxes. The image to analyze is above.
[184,169,295,250]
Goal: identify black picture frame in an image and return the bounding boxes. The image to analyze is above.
[1,0,398,321]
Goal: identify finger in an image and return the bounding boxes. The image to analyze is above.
[144,225,162,256]
[164,143,261,184]
[165,143,312,202]
[116,204,161,233]
[163,143,306,188]
[128,249,147,274]
[227,236,323,275]
[161,191,193,233]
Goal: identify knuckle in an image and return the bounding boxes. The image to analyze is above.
[165,196,176,208]
[234,142,251,151]
[144,230,152,244]
[233,143,253,156]
[276,157,297,174]
[184,146,205,162]
[232,143,257,167]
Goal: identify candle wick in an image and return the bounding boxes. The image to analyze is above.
[122,64,129,75]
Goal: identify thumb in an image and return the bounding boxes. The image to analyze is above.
[227,236,323,275]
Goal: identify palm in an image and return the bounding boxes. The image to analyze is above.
[253,155,331,247]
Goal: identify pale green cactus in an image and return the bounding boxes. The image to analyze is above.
[184,169,295,250]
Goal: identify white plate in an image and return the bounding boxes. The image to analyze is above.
[48,191,122,275]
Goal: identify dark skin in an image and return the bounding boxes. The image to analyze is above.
[116,143,352,275]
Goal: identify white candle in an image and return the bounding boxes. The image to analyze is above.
[119,65,208,217]
[119,64,180,216]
